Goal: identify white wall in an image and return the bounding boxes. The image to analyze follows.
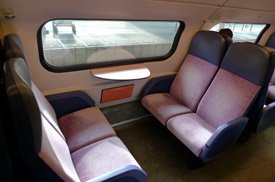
[0,0,274,107]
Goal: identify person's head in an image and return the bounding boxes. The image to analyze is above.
[219,28,233,38]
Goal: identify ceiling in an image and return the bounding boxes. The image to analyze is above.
[0,0,275,27]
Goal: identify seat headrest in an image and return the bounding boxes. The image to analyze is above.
[4,34,25,59]
[189,31,226,66]
[266,33,275,49]
[5,58,31,87]
[221,42,270,86]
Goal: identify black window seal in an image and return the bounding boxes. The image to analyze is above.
[37,19,185,73]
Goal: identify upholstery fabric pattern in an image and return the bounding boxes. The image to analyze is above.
[197,69,260,128]
[268,85,275,100]
[38,115,80,182]
[167,113,215,156]
[58,107,116,153]
[170,54,218,111]
[269,70,275,85]
[31,82,65,139]
[142,93,191,125]
[71,136,139,182]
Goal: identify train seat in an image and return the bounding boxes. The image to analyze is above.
[167,42,270,162]
[3,34,146,181]
[142,31,226,125]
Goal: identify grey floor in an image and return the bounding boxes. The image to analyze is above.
[114,116,275,182]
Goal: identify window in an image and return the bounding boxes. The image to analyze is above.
[210,23,268,43]
[38,20,184,72]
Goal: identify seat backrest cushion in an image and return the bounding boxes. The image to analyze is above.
[39,115,79,181]
[266,33,275,49]
[197,43,269,128]
[31,82,65,139]
[3,34,61,132]
[4,34,25,59]
[170,31,226,111]
[269,68,275,85]
[4,58,79,181]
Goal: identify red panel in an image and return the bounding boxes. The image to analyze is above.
[101,85,134,103]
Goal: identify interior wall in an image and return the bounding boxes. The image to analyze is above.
[0,0,275,107]
[0,0,214,107]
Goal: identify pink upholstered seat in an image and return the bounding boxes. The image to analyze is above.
[167,43,270,161]
[142,31,226,125]
[268,85,275,100]
[168,68,260,157]
[267,51,275,101]
[72,136,140,182]
[58,107,116,153]
[142,93,191,125]
[169,54,218,111]
[167,113,215,156]
[4,34,146,181]
[39,115,80,182]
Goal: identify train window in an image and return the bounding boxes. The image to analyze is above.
[210,23,268,43]
[38,20,184,72]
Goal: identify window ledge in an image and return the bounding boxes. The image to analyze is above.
[91,64,151,81]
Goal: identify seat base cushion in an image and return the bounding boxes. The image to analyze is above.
[167,113,215,157]
[58,107,116,153]
[71,136,140,182]
[142,93,191,125]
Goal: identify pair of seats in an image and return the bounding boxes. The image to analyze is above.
[142,31,271,163]
[3,34,146,181]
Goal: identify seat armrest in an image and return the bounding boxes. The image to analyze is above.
[88,165,147,182]
[141,74,175,97]
[255,102,275,133]
[46,91,95,118]
[199,117,248,162]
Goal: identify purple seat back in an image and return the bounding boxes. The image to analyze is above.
[266,33,275,49]
[197,43,270,128]
[170,31,226,111]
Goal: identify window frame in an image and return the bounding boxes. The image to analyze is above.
[37,19,185,73]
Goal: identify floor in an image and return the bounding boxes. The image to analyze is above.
[114,116,275,182]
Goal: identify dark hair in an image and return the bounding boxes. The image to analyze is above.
[219,28,233,38]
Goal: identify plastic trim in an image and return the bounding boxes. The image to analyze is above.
[199,117,248,162]
[141,74,176,97]
[46,91,95,118]
[86,165,147,182]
